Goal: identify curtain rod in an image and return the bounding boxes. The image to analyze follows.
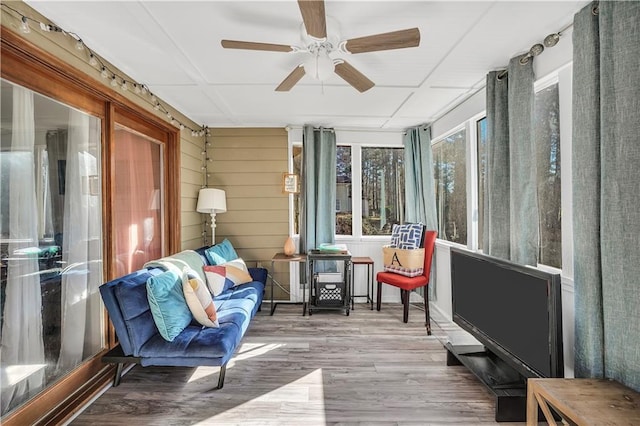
[402,123,431,135]
[496,21,574,80]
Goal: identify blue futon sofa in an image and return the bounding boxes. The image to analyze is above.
[99,246,267,389]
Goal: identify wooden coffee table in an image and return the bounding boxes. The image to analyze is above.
[527,378,640,425]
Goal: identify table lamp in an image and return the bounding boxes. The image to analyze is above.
[196,188,226,244]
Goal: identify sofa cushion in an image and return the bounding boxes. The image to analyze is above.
[101,269,156,355]
[204,238,238,265]
[182,268,219,328]
[215,281,264,316]
[112,269,164,355]
[138,285,262,366]
[146,270,192,342]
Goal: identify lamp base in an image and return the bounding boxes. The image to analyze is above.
[210,212,217,245]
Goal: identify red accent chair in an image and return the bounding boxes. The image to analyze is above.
[376,230,437,334]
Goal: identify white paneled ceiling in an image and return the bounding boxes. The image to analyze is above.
[25,0,587,130]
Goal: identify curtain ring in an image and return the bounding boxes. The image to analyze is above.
[544,33,560,48]
[592,3,599,15]
[519,54,531,65]
[496,70,507,81]
[530,43,545,57]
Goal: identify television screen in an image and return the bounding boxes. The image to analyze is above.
[450,248,563,378]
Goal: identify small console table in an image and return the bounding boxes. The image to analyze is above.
[527,378,640,425]
[269,252,306,316]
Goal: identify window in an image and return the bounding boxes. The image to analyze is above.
[113,125,164,276]
[477,117,487,250]
[336,146,352,235]
[433,129,467,244]
[534,83,561,268]
[362,147,404,235]
[291,142,404,238]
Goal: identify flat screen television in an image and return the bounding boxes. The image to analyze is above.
[450,248,563,379]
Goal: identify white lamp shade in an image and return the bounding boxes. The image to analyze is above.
[196,188,227,214]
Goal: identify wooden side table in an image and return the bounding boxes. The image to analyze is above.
[527,378,640,425]
[269,253,306,316]
[350,256,374,310]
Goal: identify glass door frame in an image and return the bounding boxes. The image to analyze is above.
[1,29,180,426]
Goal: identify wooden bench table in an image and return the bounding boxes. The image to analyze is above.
[527,378,640,425]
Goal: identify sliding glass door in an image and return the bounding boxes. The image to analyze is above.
[0,80,104,417]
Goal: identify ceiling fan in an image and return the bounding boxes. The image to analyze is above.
[221,0,420,93]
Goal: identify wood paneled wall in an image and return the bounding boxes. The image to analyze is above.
[209,128,291,299]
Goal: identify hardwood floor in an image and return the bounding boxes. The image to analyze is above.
[71,303,521,425]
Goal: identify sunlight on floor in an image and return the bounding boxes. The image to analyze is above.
[192,368,326,425]
[233,342,285,361]
[187,342,285,383]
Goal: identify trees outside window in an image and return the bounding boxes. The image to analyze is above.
[361,148,404,235]
[433,129,467,245]
[534,83,562,268]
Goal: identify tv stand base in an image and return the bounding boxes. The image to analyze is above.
[445,343,528,422]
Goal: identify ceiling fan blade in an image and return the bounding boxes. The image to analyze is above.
[276,65,306,91]
[343,28,420,54]
[221,40,293,52]
[298,0,326,39]
[334,60,375,93]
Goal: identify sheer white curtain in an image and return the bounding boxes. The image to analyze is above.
[0,86,45,412]
[57,110,102,371]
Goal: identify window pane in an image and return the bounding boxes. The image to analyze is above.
[433,129,467,244]
[336,146,352,235]
[362,147,404,235]
[477,117,487,250]
[0,80,104,416]
[534,84,561,268]
[113,125,164,276]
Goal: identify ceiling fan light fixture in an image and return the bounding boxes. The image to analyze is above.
[303,51,335,81]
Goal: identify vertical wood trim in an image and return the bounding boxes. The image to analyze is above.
[104,103,117,348]
[168,130,181,254]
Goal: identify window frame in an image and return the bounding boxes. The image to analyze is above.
[533,73,562,271]
[431,124,469,248]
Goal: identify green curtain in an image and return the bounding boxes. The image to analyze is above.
[404,126,438,300]
[507,55,538,266]
[484,54,538,266]
[404,126,437,230]
[300,125,336,255]
[484,71,510,259]
[573,1,640,391]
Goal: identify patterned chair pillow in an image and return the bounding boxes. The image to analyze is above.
[390,223,425,249]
